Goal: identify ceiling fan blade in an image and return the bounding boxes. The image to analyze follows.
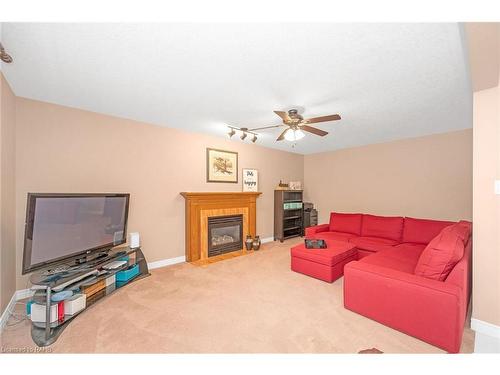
[302,114,341,124]
[300,125,328,137]
[276,128,289,141]
[274,111,291,122]
[249,124,284,131]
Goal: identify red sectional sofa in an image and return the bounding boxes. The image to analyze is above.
[304,212,472,353]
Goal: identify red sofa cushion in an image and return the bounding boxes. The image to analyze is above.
[380,243,426,264]
[328,212,363,235]
[456,220,472,244]
[316,231,356,242]
[359,251,418,274]
[304,224,329,239]
[402,217,455,245]
[349,236,398,252]
[394,242,427,252]
[358,243,425,274]
[414,224,469,281]
[361,214,404,241]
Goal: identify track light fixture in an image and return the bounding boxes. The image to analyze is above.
[227,126,258,144]
[0,43,13,64]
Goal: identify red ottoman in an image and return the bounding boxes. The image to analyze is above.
[291,240,358,283]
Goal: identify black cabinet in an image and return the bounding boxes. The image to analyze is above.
[303,202,318,229]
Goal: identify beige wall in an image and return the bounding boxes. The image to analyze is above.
[466,22,500,329]
[472,86,500,326]
[14,98,304,288]
[465,23,500,92]
[1,71,3,311]
[1,73,17,312]
[304,129,473,224]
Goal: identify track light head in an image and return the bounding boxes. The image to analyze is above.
[251,134,257,143]
[240,132,247,140]
[228,128,236,138]
[0,43,13,64]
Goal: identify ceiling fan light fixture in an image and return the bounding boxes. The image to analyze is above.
[295,129,305,140]
[284,129,305,142]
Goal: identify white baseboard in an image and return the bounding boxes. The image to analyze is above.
[1,288,37,331]
[148,255,186,270]
[0,292,18,330]
[471,318,500,353]
[16,289,35,301]
[260,236,274,244]
[146,239,274,270]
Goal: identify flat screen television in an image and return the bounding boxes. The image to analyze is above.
[22,193,130,274]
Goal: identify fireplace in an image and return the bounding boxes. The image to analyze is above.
[207,214,243,257]
[180,192,261,262]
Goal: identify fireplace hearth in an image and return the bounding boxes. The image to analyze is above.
[207,214,243,257]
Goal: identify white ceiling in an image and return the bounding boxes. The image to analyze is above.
[1,23,471,154]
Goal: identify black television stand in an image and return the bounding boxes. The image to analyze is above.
[29,246,149,347]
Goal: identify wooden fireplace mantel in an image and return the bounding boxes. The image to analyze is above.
[180,192,262,199]
[180,192,262,262]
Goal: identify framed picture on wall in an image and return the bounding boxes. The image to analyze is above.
[206,148,238,183]
[242,168,258,192]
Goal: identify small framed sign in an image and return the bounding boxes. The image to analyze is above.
[242,168,258,192]
[289,181,302,190]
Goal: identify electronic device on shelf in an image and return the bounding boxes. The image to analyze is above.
[304,239,327,249]
[22,193,130,275]
[52,270,99,292]
[102,260,127,270]
[50,290,73,302]
[42,264,94,277]
[129,232,140,249]
[42,265,71,276]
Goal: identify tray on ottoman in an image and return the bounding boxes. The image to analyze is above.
[290,240,358,282]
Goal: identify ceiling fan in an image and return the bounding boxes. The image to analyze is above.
[228,109,341,143]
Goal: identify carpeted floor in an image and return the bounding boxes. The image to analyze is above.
[0,238,474,353]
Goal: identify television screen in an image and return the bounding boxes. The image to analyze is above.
[22,193,130,274]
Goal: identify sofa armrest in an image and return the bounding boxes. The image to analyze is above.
[344,261,465,353]
[305,223,329,238]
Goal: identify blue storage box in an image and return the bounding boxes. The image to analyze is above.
[116,263,139,286]
[26,299,34,315]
